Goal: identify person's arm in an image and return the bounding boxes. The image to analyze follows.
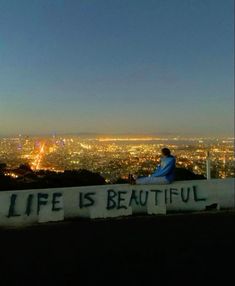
[152,162,161,175]
[152,158,175,177]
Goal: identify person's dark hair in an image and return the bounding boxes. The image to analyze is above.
[161,148,171,156]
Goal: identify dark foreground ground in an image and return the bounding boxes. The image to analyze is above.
[1,211,235,285]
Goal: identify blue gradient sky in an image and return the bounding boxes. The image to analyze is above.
[0,0,234,136]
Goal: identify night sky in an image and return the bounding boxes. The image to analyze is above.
[0,0,234,136]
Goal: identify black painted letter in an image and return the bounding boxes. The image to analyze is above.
[107,189,117,210]
[52,193,63,211]
[84,192,95,207]
[129,190,139,206]
[150,190,162,205]
[193,186,206,202]
[25,194,34,216]
[181,188,190,203]
[7,194,20,218]
[117,191,127,209]
[139,191,149,206]
[79,192,95,208]
[170,188,178,204]
[165,189,168,204]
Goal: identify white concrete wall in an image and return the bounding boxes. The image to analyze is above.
[0,178,234,227]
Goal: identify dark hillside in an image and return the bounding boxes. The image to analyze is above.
[1,211,235,284]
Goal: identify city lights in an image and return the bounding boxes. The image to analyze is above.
[0,135,234,182]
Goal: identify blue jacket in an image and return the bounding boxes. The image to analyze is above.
[151,155,176,182]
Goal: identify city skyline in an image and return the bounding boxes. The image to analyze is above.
[0,0,234,136]
[0,131,234,139]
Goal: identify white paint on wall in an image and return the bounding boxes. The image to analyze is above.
[0,178,234,227]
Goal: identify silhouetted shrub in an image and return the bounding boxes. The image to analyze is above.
[174,168,206,181]
[114,178,129,184]
[0,166,105,191]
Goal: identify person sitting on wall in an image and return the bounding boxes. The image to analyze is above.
[129,148,176,185]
